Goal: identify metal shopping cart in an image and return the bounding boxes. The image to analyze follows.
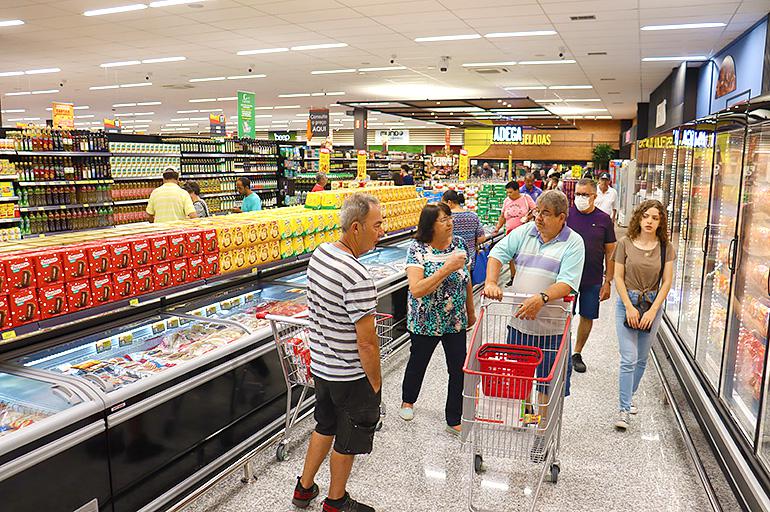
[461,292,572,512]
[262,311,395,462]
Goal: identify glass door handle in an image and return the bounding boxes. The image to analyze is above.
[701,226,709,254]
[727,237,738,272]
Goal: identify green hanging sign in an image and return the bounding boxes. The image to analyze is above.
[237,90,255,139]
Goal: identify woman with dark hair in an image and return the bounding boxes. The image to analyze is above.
[399,203,475,435]
[182,181,210,218]
[494,180,536,286]
[613,200,675,431]
[442,190,485,269]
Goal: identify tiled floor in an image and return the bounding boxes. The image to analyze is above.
[182,291,712,512]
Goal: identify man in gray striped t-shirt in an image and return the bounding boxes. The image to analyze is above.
[293,193,385,512]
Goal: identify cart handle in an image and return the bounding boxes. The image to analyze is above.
[481,291,574,303]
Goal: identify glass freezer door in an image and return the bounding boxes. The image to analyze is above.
[665,142,691,317]
[696,121,746,390]
[678,123,716,353]
[724,121,770,444]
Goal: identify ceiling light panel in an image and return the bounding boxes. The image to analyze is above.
[290,43,348,51]
[519,60,576,65]
[83,4,147,16]
[549,85,593,89]
[100,60,141,68]
[484,30,556,38]
[504,86,547,90]
[415,34,482,42]
[641,22,725,31]
[642,56,707,61]
[149,0,202,8]
[463,61,516,67]
[25,68,61,75]
[0,20,25,27]
[311,69,356,75]
[189,77,226,82]
[227,74,266,80]
[358,66,407,72]
[237,47,289,55]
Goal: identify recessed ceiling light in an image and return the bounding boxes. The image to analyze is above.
[311,69,357,75]
[484,30,556,38]
[113,103,137,107]
[121,82,152,88]
[504,85,547,90]
[358,66,407,72]
[217,96,237,101]
[564,98,602,102]
[415,34,482,42]
[189,98,216,103]
[519,60,576,65]
[176,109,197,113]
[279,93,311,98]
[549,85,593,90]
[142,56,186,64]
[90,85,119,90]
[642,56,707,61]
[0,20,25,27]
[189,76,226,82]
[84,4,147,16]
[274,105,301,109]
[462,61,516,67]
[75,115,95,119]
[149,0,203,7]
[237,47,289,55]
[5,91,30,96]
[138,101,161,106]
[25,68,61,75]
[290,43,348,51]
[0,71,23,77]
[227,74,266,80]
[642,22,725,31]
[1,109,25,113]
[253,106,273,110]
[31,89,59,95]
[101,60,141,68]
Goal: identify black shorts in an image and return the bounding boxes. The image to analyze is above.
[313,375,381,455]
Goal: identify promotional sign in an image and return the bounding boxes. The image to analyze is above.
[508,150,513,181]
[444,128,451,151]
[269,131,296,142]
[210,113,226,136]
[237,90,256,139]
[104,118,121,133]
[52,102,74,130]
[492,125,523,143]
[309,109,330,139]
[673,129,713,149]
[458,149,469,182]
[374,129,409,144]
[319,147,331,174]
[357,150,367,181]
[655,100,667,128]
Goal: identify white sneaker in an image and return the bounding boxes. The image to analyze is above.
[630,403,638,415]
[615,411,630,430]
[398,406,414,421]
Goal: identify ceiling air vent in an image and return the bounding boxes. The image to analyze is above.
[162,84,195,90]
[472,68,509,74]
[588,52,607,56]
[600,77,615,80]
[570,15,596,21]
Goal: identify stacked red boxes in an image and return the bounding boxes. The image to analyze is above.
[9,289,39,325]
[187,230,204,256]
[1,254,37,291]
[66,279,93,312]
[86,244,111,276]
[91,275,115,305]
[169,232,187,260]
[188,255,206,280]
[134,266,154,294]
[149,234,170,263]
[0,294,10,331]
[131,238,152,267]
[38,283,69,320]
[201,229,218,254]
[32,250,64,286]
[62,246,90,281]
[153,262,173,290]
[108,240,133,270]
[113,270,134,299]
[203,253,219,277]
[170,259,189,285]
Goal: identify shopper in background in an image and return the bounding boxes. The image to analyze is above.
[595,172,619,222]
[401,164,415,185]
[233,177,261,213]
[391,169,404,186]
[442,190,485,270]
[494,181,536,286]
[399,203,475,437]
[146,168,197,223]
[293,193,384,512]
[481,162,492,178]
[613,199,675,431]
[566,178,616,373]
[484,190,584,460]
[544,174,561,191]
[182,181,210,218]
[311,172,328,192]
[520,172,543,202]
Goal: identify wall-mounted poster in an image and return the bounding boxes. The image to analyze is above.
[715,55,737,99]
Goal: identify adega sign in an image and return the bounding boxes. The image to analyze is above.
[492,126,552,145]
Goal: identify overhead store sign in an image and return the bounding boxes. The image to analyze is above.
[673,129,713,148]
[237,90,256,139]
[52,102,74,130]
[269,131,296,142]
[458,149,469,182]
[492,125,523,143]
[637,134,675,149]
[374,129,409,144]
[309,109,329,139]
[210,113,225,136]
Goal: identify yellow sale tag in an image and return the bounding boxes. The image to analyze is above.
[1,330,16,341]
[129,298,139,306]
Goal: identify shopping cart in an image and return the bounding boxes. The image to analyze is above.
[461,292,572,512]
[261,311,395,462]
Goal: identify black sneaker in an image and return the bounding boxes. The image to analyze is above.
[572,353,586,373]
[322,492,375,512]
[292,477,319,509]
[530,436,546,463]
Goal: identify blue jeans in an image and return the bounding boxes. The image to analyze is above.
[615,291,664,412]
[506,327,572,397]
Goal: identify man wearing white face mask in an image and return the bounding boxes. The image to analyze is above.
[566,178,617,373]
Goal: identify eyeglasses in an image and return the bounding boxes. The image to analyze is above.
[531,209,555,218]
[437,216,453,224]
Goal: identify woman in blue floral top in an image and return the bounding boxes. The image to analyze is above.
[442,190,486,270]
[399,203,476,435]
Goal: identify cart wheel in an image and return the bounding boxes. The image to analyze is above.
[375,419,383,432]
[276,443,289,462]
[550,463,560,484]
[474,454,484,473]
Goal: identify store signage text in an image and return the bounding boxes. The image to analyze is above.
[310,109,330,138]
[269,131,296,142]
[374,129,409,144]
[637,135,675,149]
[493,126,522,143]
[673,129,712,148]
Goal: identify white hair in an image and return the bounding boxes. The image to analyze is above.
[537,190,569,216]
[340,193,380,232]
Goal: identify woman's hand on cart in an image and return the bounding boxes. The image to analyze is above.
[514,294,546,320]
[483,281,503,301]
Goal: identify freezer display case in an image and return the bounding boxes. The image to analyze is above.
[0,369,111,512]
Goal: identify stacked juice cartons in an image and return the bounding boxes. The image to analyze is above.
[304,185,426,233]
[476,183,507,225]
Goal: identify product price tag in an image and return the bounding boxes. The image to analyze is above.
[60,205,66,209]
[83,204,89,208]
[95,339,112,353]
[1,330,16,341]
[152,322,166,334]
[129,298,139,306]
[167,318,180,329]
[118,334,133,347]
[205,306,216,317]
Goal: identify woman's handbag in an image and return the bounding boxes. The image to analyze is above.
[624,243,666,332]
[472,244,490,286]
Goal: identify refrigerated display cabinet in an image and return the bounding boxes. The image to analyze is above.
[651,95,770,512]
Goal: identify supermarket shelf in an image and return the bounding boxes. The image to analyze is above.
[111,152,181,158]
[113,176,163,181]
[16,151,110,157]
[200,192,238,199]
[113,198,149,205]
[180,172,277,178]
[0,196,19,202]
[0,217,20,224]
[0,150,16,155]
[17,179,114,186]
[305,157,358,161]
[181,152,278,159]
[0,175,19,181]
[20,202,113,212]
[22,225,115,239]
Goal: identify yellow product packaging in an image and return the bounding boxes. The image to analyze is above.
[298,213,312,235]
[246,245,259,267]
[382,218,390,233]
[280,238,295,258]
[305,191,322,209]
[276,216,294,239]
[242,221,260,246]
[217,226,236,251]
[219,250,236,274]
[292,236,305,255]
[256,243,270,264]
[315,230,327,245]
[268,241,281,262]
[266,219,280,242]
[303,234,316,252]
[321,192,339,210]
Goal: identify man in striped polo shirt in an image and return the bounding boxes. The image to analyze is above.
[293,194,385,512]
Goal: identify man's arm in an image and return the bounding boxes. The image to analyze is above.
[147,214,155,223]
[601,242,617,301]
[355,314,381,392]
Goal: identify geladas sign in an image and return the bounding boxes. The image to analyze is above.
[492,125,551,145]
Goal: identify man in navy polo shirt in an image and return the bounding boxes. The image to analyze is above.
[566,178,617,373]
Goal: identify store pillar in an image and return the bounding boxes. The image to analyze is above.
[353,108,368,150]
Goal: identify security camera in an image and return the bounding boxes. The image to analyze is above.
[440,55,451,72]
[248,67,253,73]
[558,47,567,60]
[145,75,150,81]
[59,82,64,88]
[390,54,397,64]
[558,52,564,59]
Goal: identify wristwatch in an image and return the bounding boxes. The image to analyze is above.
[540,292,550,304]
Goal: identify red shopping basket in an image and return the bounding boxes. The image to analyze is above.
[476,344,543,399]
